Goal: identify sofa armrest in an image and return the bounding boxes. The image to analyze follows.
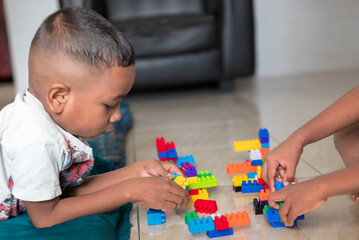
[220,0,255,80]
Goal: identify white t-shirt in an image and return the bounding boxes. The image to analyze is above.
[0,90,94,221]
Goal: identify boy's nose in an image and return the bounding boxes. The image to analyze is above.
[109,108,122,123]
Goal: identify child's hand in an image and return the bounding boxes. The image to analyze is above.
[268,179,327,226]
[135,159,183,179]
[127,176,190,215]
[262,137,303,192]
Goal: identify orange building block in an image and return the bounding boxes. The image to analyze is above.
[259,189,270,201]
[224,211,250,228]
[260,148,270,157]
[227,160,257,175]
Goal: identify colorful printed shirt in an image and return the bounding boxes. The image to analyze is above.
[0,90,94,221]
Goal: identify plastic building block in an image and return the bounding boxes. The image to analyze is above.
[224,211,250,227]
[259,188,270,201]
[147,209,166,225]
[233,186,241,192]
[233,139,261,152]
[176,155,195,166]
[188,189,199,196]
[257,166,262,179]
[190,189,209,202]
[194,199,217,214]
[257,178,265,185]
[173,176,188,189]
[275,181,285,191]
[197,171,217,188]
[187,176,197,184]
[242,180,265,193]
[260,148,270,157]
[188,182,198,190]
[232,175,249,187]
[159,157,169,161]
[247,172,257,179]
[272,220,297,228]
[251,160,263,166]
[227,160,257,175]
[188,217,215,234]
[258,128,269,139]
[168,149,178,159]
[168,157,177,163]
[185,211,198,224]
[181,163,197,177]
[253,198,266,215]
[171,172,179,180]
[264,207,281,223]
[166,141,175,150]
[214,215,229,230]
[156,137,167,153]
[261,142,270,148]
[249,149,262,161]
[158,151,168,159]
[207,228,233,238]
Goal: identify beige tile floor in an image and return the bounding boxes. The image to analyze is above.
[124,70,359,239]
[1,70,358,239]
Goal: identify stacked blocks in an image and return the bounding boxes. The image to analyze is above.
[197,171,218,188]
[188,217,215,234]
[224,211,250,227]
[185,211,198,224]
[181,162,197,177]
[233,139,261,152]
[227,160,257,175]
[173,176,188,190]
[194,199,218,214]
[242,180,265,193]
[259,189,270,201]
[176,155,195,167]
[253,198,266,215]
[190,189,209,202]
[147,209,166,225]
[156,137,177,162]
[232,175,249,192]
[249,149,263,166]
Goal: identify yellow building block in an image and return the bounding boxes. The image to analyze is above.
[232,175,249,187]
[257,166,262,179]
[233,139,261,152]
[174,176,188,189]
[187,176,198,184]
[189,189,209,202]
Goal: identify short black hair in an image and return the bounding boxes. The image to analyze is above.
[30,7,135,68]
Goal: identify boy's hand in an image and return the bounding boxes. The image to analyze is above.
[135,159,183,179]
[127,176,190,216]
[268,180,327,226]
[262,138,303,192]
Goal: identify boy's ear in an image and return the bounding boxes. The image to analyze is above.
[47,82,70,114]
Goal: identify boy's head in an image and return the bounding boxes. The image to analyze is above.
[28,7,135,140]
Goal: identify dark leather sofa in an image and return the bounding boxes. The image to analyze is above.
[60,0,255,90]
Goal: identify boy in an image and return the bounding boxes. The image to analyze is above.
[262,85,359,226]
[0,7,189,228]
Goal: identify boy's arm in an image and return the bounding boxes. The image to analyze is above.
[268,165,359,226]
[263,85,359,190]
[25,176,189,228]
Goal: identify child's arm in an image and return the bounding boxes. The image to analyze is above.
[262,85,359,191]
[24,176,189,228]
[63,160,183,197]
[268,165,359,226]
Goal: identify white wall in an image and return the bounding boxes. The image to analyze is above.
[254,0,359,77]
[4,0,59,93]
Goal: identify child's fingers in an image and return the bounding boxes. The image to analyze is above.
[261,160,268,183]
[267,162,278,193]
[278,202,290,226]
[286,208,298,227]
[162,162,184,176]
[268,191,284,209]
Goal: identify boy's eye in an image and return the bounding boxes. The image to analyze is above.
[104,104,115,110]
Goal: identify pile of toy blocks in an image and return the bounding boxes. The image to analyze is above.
[147,137,219,226]
[185,199,250,238]
[262,181,305,228]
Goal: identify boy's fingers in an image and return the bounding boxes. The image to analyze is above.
[162,162,184,176]
[286,209,297,227]
[284,165,296,183]
[268,191,284,209]
[261,160,268,183]
[267,162,277,192]
[278,202,290,225]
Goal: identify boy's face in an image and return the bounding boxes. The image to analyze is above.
[61,64,135,140]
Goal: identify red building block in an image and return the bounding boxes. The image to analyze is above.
[257,178,265,185]
[168,158,177,163]
[188,189,199,196]
[194,199,218,214]
[224,211,250,228]
[227,160,257,175]
[156,137,167,153]
[166,142,176,150]
[214,215,229,231]
[159,157,169,161]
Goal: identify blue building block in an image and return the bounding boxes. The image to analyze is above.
[265,207,281,223]
[147,209,166,225]
[272,220,297,228]
[168,148,178,158]
[259,128,269,139]
[171,172,179,180]
[176,155,195,167]
[251,159,263,166]
[242,180,265,193]
[297,214,305,220]
[261,142,270,148]
[275,181,285,191]
[260,137,269,143]
[158,151,168,159]
[247,172,257,179]
[207,228,233,238]
[188,217,215,234]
